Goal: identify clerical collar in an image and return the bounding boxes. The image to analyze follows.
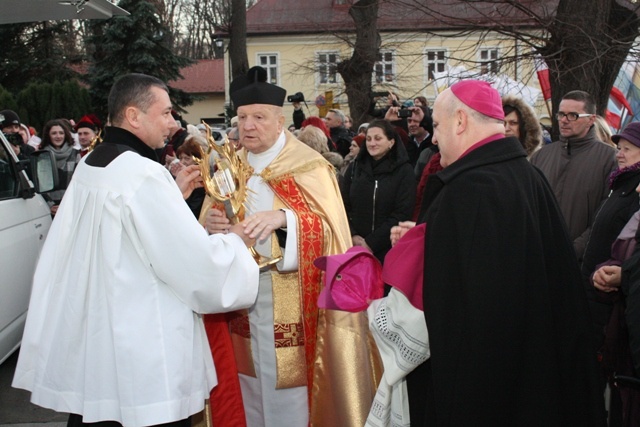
[247,130,286,173]
[102,126,159,163]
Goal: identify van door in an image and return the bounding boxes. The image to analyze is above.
[0,142,51,364]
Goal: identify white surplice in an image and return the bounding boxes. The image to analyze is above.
[12,151,259,426]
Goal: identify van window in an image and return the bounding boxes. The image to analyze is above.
[0,141,17,200]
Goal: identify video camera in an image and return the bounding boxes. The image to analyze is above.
[3,132,23,146]
[372,91,389,98]
[287,92,305,103]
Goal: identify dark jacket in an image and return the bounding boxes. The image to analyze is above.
[417,136,605,426]
[530,127,617,260]
[583,168,640,277]
[583,167,640,309]
[406,133,433,168]
[330,125,353,157]
[341,136,416,264]
[623,233,640,375]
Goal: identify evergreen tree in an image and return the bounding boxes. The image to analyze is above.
[86,0,194,120]
[0,22,80,93]
[0,86,18,113]
[16,80,90,131]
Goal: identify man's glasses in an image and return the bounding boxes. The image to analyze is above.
[556,112,593,121]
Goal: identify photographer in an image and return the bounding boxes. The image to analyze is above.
[289,92,306,129]
[369,91,401,119]
[1,109,35,160]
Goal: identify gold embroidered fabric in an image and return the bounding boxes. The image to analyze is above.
[272,270,306,388]
[201,133,381,425]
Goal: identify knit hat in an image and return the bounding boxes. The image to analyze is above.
[612,122,640,148]
[450,80,505,121]
[352,134,365,147]
[0,110,20,128]
[230,66,286,108]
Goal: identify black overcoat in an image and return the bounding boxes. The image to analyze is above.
[416,136,605,426]
[341,135,416,263]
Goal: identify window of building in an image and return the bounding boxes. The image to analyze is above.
[375,50,395,83]
[317,52,339,84]
[479,48,500,74]
[257,54,279,85]
[425,49,447,80]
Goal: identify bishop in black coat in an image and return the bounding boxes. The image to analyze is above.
[412,80,605,427]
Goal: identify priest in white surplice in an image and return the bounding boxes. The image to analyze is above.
[12,73,259,427]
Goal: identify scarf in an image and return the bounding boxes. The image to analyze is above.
[608,161,640,189]
[45,143,75,169]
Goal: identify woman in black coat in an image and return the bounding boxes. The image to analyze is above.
[584,122,640,426]
[585,123,640,339]
[341,119,416,264]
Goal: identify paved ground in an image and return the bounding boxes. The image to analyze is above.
[0,350,68,425]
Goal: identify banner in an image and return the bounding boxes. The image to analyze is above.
[534,56,552,101]
[432,66,540,106]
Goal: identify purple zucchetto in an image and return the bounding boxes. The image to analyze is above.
[450,80,505,121]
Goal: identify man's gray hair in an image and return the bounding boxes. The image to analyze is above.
[328,108,346,124]
[108,73,168,126]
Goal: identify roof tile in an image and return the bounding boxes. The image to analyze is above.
[170,59,224,93]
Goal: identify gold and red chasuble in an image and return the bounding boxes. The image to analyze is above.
[269,172,324,400]
[201,133,381,427]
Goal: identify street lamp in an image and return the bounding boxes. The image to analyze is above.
[214,37,224,50]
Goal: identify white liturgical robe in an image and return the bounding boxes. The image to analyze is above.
[12,150,259,426]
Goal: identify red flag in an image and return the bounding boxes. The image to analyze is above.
[534,57,552,101]
[610,86,633,114]
[606,87,633,130]
[605,110,622,130]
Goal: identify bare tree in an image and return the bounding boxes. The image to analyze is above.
[391,0,640,137]
[229,0,249,79]
[337,0,381,127]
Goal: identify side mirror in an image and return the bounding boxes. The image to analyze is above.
[29,150,58,193]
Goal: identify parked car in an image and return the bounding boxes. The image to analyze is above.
[0,134,57,365]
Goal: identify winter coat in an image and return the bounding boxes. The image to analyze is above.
[417,136,606,426]
[341,135,416,264]
[580,168,640,394]
[623,228,640,372]
[530,127,617,260]
[330,125,354,157]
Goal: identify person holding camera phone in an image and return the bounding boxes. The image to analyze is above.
[369,90,401,119]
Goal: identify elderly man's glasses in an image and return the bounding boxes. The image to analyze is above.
[556,112,593,121]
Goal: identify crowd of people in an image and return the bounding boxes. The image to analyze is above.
[8,68,640,427]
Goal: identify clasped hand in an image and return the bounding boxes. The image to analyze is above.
[205,207,286,244]
[592,265,622,292]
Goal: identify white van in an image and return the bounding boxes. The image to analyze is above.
[0,134,56,364]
